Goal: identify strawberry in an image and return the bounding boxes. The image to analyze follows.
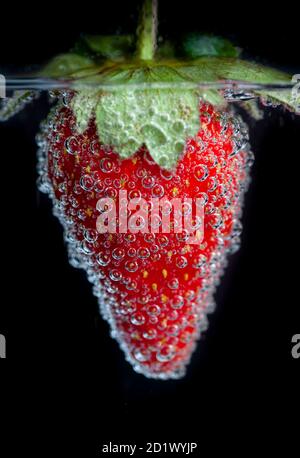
[36,97,252,378]
[1,0,296,378]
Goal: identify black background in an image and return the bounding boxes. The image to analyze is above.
[0,0,299,455]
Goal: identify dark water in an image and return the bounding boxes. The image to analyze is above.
[0,0,299,454]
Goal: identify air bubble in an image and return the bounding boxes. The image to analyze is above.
[96,252,111,267]
[126,280,138,291]
[105,187,117,199]
[144,233,155,244]
[128,189,141,201]
[137,247,150,259]
[143,329,157,340]
[84,228,98,243]
[100,157,114,173]
[197,192,208,205]
[131,312,146,326]
[142,175,155,189]
[167,325,179,336]
[176,256,188,268]
[94,180,104,193]
[77,209,87,220]
[207,177,218,192]
[193,254,207,268]
[133,348,150,362]
[80,241,93,255]
[147,304,161,316]
[112,248,125,260]
[152,184,165,198]
[127,248,137,257]
[172,121,184,133]
[124,234,136,243]
[80,174,94,191]
[119,300,136,315]
[194,164,209,182]
[109,269,122,281]
[125,260,139,272]
[156,345,175,362]
[171,295,184,309]
[176,230,190,242]
[209,212,223,229]
[168,278,179,290]
[161,200,173,216]
[90,140,101,155]
[65,136,79,155]
[157,235,168,247]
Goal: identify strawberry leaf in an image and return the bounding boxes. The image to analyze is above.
[40,53,95,78]
[68,58,295,111]
[0,90,38,121]
[71,86,201,169]
[95,87,201,168]
[83,35,135,60]
[182,34,240,58]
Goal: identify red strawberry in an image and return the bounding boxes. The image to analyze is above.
[37,96,252,378]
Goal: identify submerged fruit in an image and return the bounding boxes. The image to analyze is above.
[37,96,252,378]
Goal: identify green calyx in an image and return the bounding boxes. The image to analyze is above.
[41,51,296,169]
[65,55,295,169]
[95,87,200,168]
[69,76,202,169]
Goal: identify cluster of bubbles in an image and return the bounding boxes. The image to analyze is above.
[0,91,38,121]
[36,91,253,379]
[94,87,200,169]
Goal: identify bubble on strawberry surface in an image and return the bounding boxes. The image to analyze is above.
[125,260,139,272]
[80,174,94,191]
[127,247,136,258]
[133,348,151,362]
[176,256,188,269]
[151,184,165,198]
[131,312,146,326]
[96,252,111,267]
[176,230,190,242]
[143,328,157,340]
[170,295,184,310]
[112,247,125,260]
[141,175,155,189]
[138,295,149,305]
[168,278,179,290]
[100,157,114,173]
[109,269,123,282]
[194,164,209,182]
[65,136,79,155]
[80,241,94,256]
[84,228,98,243]
[156,345,176,362]
[209,212,223,229]
[137,247,150,259]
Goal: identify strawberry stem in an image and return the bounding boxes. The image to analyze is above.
[136,0,158,61]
